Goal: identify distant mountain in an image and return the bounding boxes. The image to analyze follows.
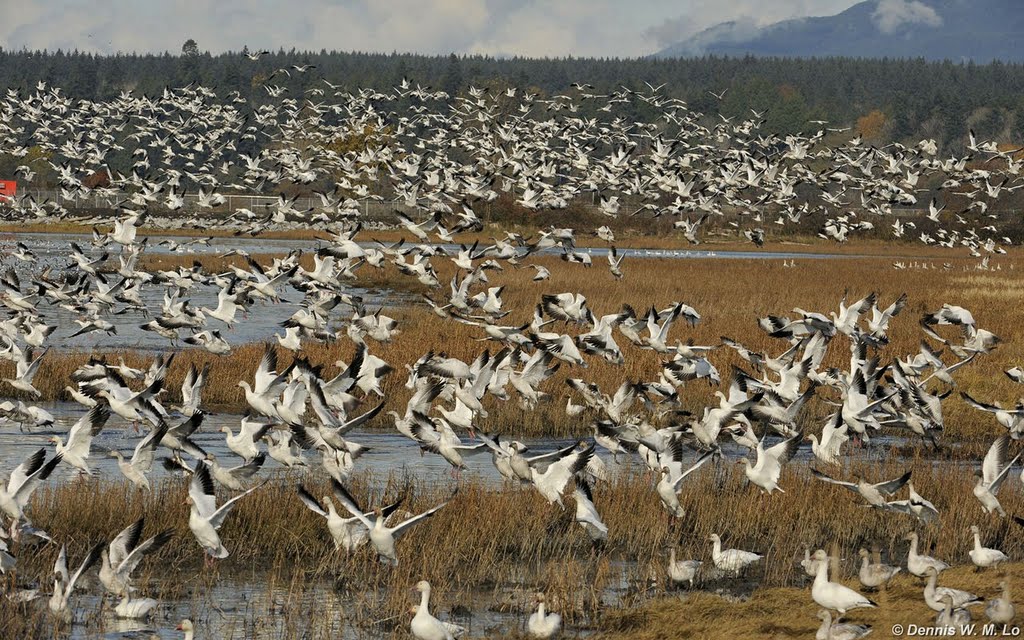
[656,0,1024,62]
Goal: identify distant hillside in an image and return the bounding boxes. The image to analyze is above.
[657,0,1024,62]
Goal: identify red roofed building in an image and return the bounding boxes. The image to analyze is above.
[0,180,15,200]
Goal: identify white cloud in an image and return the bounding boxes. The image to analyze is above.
[871,0,943,34]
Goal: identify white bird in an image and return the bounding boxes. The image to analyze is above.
[815,610,872,640]
[49,405,110,474]
[528,593,562,639]
[969,525,1008,568]
[0,448,62,523]
[857,548,900,590]
[924,566,981,612]
[667,548,701,588]
[738,431,801,493]
[410,580,465,640]
[99,518,172,595]
[48,543,103,619]
[709,533,762,576]
[986,580,1015,624]
[572,477,607,543]
[110,423,168,490]
[186,462,261,562]
[333,483,448,566]
[974,435,1020,516]
[905,532,949,577]
[115,594,159,619]
[810,549,876,616]
[295,479,396,552]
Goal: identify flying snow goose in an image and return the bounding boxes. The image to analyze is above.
[738,431,801,493]
[206,452,266,491]
[48,543,104,619]
[807,413,849,466]
[810,468,911,507]
[332,483,448,566]
[657,450,714,518]
[528,593,562,639]
[410,580,464,640]
[572,477,608,543]
[295,480,398,552]
[237,345,293,417]
[49,405,110,474]
[221,415,273,462]
[810,549,876,616]
[974,435,1020,516]
[186,462,262,563]
[709,533,762,577]
[3,346,47,396]
[529,443,594,507]
[99,517,172,595]
[111,423,168,490]
[0,448,62,523]
[968,525,1008,568]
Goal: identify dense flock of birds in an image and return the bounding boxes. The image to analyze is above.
[0,72,1023,639]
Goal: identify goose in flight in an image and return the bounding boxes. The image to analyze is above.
[973,435,1020,516]
[738,431,801,494]
[3,347,48,397]
[657,450,714,518]
[49,405,110,474]
[186,462,262,563]
[810,468,911,507]
[49,543,104,620]
[0,448,63,524]
[296,479,400,552]
[238,346,293,417]
[572,477,608,543]
[332,483,449,566]
[99,517,172,595]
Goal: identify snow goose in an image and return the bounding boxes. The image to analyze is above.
[815,610,872,640]
[115,593,159,619]
[528,593,562,639]
[738,431,801,493]
[882,483,939,524]
[3,346,47,396]
[810,549,876,616]
[905,532,949,577]
[924,566,981,612]
[969,525,1008,568]
[410,580,464,640]
[222,415,273,462]
[986,580,1015,624]
[802,548,825,579]
[49,405,110,474]
[709,533,762,577]
[410,413,488,472]
[530,443,594,507]
[667,548,701,588]
[176,619,195,639]
[159,412,208,460]
[186,461,262,563]
[657,451,714,518]
[206,452,266,491]
[572,477,607,543]
[810,468,911,507]
[237,345,293,417]
[0,448,62,523]
[110,422,168,490]
[936,593,972,627]
[333,483,449,566]
[100,517,172,595]
[808,413,849,466]
[973,435,1020,516]
[49,543,104,620]
[295,480,396,552]
[857,548,900,590]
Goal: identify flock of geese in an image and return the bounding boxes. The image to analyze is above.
[0,72,1023,638]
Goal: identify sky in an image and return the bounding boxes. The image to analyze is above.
[0,0,872,58]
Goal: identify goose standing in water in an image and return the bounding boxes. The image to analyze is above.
[528,593,562,638]
[667,548,701,588]
[709,533,762,577]
[114,593,159,619]
[810,549,876,616]
[410,580,464,640]
[176,619,195,639]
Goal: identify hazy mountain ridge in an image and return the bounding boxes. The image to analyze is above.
[657,0,1024,62]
